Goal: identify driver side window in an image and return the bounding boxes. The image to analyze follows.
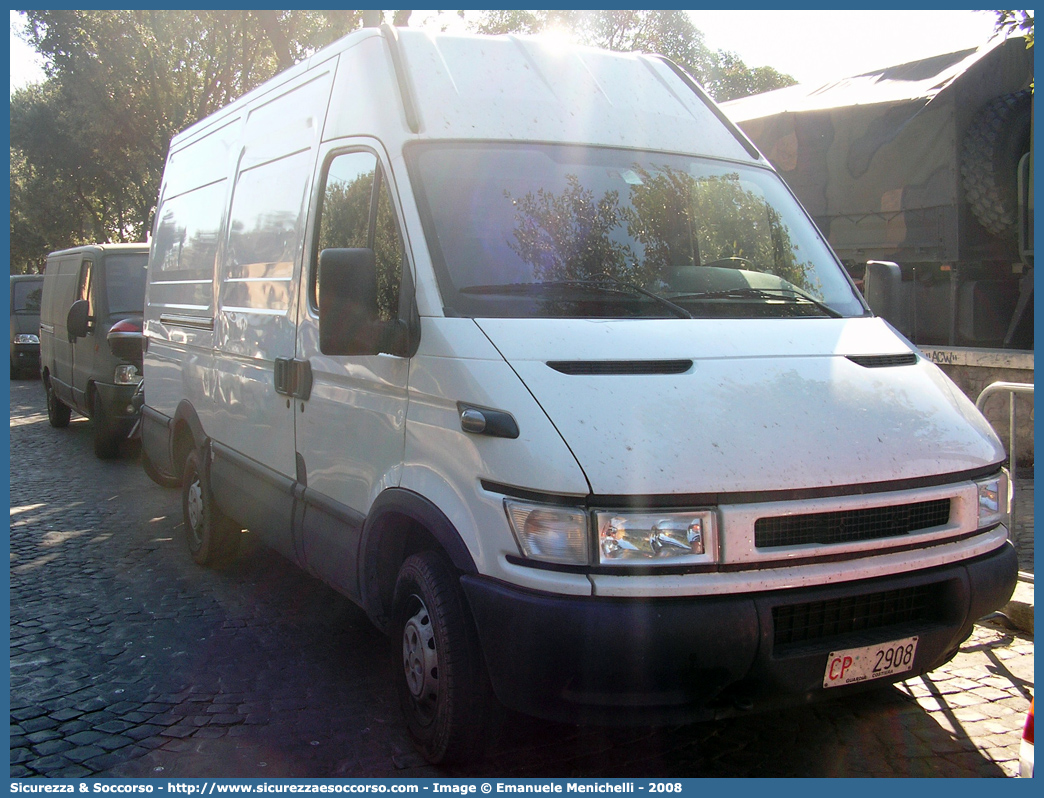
[312,150,404,321]
[78,260,94,318]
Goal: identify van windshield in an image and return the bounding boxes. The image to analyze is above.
[408,143,867,319]
[12,280,43,313]
[105,253,149,315]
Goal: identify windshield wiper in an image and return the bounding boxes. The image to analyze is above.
[461,280,693,319]
[670,287,843,318]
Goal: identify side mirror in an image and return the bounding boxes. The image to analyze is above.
[863,261,902,323]
[67,299,91,339]
[318,248,408,357]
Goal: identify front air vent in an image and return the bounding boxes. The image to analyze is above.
[773,584,940,648]
[547,359,692,376]
[847,353,918,368]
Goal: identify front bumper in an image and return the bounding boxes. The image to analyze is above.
[94,381,143,437]
[11,343,40,372]
[462,542,1017,724]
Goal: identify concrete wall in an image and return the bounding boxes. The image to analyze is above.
[921,347,1034,467]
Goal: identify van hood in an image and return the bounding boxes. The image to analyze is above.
[475,317,1004,496]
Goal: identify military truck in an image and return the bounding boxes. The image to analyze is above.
[724,37,1033,351]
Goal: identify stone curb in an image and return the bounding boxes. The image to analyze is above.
[999,571,1033,634]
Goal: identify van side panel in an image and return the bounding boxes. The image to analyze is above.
[208,65,335,555]
[145,62,336,555]
[145,117,240,422]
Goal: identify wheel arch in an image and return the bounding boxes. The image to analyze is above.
[359,488,477,634]
[171,400,207,478]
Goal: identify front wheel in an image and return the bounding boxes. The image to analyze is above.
[393,551,492,764]
[182,449,241,567]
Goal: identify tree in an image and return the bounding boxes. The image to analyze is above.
[993,10,1034,46]
[473,10,569,36]
[502,164,813,297]
[708,52,797,104]
[9,9,396,273]
[505,176,631,284]
[469,10,795,102]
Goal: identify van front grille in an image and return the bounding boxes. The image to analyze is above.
[773,584,937,647]
[754,499,950,548]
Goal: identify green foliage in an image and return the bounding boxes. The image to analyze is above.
[994,11,1034,47]
[505,176,631,283]
[504,166,813,294]
[469,10,796,102]
[473,10,554,36]
[625,167,813,292]
[9,10,369,274]
[709,52,798,104]
[319,174,374,253]
[318,161,402,321]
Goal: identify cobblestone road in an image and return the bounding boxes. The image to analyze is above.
[9,378,1034,778]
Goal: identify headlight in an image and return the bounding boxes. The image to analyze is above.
[13,334,39,345]
[976,472,1010,530]
[505,500,588,565]
[114,364,142,385]
[596,510,717,565]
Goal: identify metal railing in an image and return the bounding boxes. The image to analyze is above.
[976,381,1034,535]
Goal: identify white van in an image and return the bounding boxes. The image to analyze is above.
[142,27,1017,763]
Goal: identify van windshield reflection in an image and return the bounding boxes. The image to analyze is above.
[409,143,866,319]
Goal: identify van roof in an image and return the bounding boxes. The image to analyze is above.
[171,28,759,163]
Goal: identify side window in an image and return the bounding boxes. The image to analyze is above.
[312,150,404,321]
[78,260,94,317]
[373,170,404,322]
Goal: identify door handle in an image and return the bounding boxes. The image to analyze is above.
[274,358,312,401]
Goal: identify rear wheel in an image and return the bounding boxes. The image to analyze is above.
[44,377,71,428]
[182,449,241,567]
[393,550,492,764]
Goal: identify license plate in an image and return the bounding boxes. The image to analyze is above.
[823,636,918,688]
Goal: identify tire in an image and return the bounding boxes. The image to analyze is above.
[961,90,1032,237]
[142,445,181,488]
[393,550,493,765]
[181,449,241,567]
[44,377,71,428]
